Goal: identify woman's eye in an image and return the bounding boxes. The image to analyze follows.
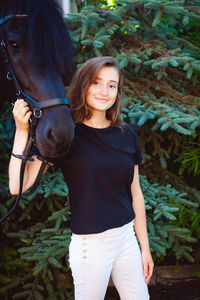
[109,85,116,89]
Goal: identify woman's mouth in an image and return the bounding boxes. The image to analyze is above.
[95,97,108,102]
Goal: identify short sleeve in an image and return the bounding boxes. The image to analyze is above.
[127,125,143,165]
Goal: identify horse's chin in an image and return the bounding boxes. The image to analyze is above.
[36,142,70,160]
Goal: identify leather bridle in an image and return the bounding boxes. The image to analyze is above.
[0,14,71,223]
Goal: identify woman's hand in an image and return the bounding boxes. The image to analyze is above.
[141,250,154,284]
[12,99,32,133]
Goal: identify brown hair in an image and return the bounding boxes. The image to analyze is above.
[69,56,123,126]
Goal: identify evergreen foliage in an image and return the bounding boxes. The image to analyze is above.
[0,0,200,298]
[175,135,200,176]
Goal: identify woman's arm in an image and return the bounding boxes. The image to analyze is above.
[131,165,154,284]
[9,99,48,195]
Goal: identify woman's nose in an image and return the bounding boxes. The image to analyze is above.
[99,85,108,95]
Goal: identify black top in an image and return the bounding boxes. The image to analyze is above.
[55,122,142,234]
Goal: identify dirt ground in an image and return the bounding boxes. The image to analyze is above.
[105,280,200,300]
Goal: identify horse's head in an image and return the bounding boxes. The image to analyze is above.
[0,0,75,159]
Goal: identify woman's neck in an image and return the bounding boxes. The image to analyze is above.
[82,111,111,129]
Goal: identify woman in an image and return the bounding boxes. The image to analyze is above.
[9,56,154,299]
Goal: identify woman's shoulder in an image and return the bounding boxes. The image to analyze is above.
[122,123,141,147]
[122,123,137,136]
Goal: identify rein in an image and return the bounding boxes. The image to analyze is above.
[0,14,70,223]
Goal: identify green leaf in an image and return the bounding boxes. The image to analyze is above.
[183,15,189,25]
[93,40,104,48]
[186,67,193,79]
[169,57,179,67]
[152,9,162,27]
[48,257,62,268]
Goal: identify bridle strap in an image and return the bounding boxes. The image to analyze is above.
[0,39,70,118]
[0,133,53,223]
[0,14,27,25]
[0,133,34,223]
[20,90,70,110]
[25,158,53,196]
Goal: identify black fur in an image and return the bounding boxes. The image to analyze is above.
[1,0,75,80]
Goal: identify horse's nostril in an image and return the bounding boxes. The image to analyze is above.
[45,127,73,145]
[46,128,56,142]
[37,124,74,158]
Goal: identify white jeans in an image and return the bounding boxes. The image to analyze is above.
[69,221,149,300]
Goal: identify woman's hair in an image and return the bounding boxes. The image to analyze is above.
[69,56,123,126]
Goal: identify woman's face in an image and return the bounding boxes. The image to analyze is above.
[85,66,119,114]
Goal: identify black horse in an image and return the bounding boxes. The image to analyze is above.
[0,0,75,159]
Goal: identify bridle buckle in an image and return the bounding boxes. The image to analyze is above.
[33,108,42,118]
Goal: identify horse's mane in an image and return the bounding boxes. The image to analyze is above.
[2,0,75,83]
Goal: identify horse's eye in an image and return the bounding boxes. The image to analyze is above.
[7,41,20,50]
